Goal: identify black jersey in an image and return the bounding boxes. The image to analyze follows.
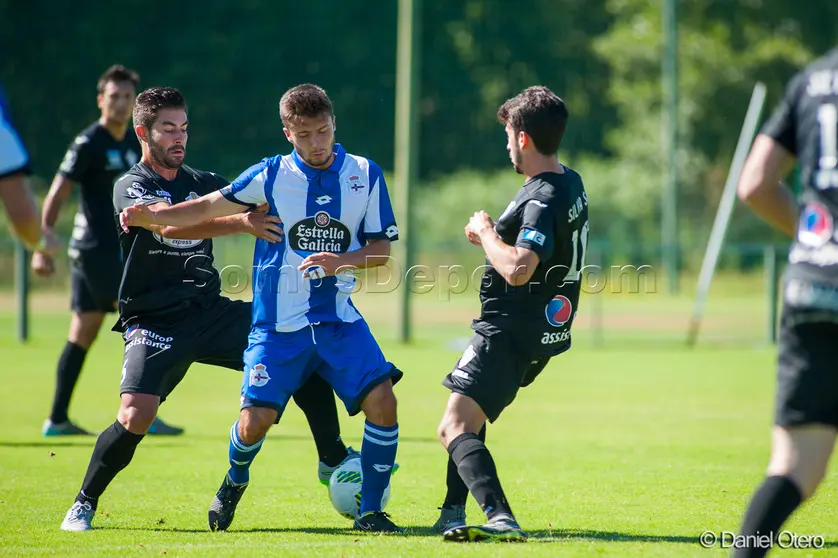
[474,167,588,355]
[763,47,838,286]
[112,162,229,324]
[59,122,140,259]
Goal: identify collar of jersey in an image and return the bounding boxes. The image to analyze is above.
[291,143,346,179]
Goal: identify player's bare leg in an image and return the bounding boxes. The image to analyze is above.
[353,379,404,533]
[60,393,159,531]
[209,406,277,532]
[734,426,836,557]
[437,393,526,542]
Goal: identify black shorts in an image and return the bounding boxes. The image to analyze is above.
[442,330,551,423]
[120,296,250,403]
[775,305,838,428]
[70,258,120,313]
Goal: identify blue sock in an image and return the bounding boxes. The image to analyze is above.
[360,420,398,515]
[227,421,264,486]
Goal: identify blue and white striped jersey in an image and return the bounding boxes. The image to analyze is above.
[0,84,30,177]
[221,144,399,332]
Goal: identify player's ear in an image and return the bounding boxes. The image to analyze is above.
[518,131,528,150]
[96,93,105,111]
[135,125,148,143]
[283,127,293,143]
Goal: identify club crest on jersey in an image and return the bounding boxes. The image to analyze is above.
[545,295,573,327]
[290,211,351,256]
[799,202,833,247]
[249,364,270,387]
[347,175,366,195]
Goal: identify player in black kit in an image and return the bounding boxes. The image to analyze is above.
[60,87,354,532]
[733,48,838,558]
[33,65,181,436]
[434,86,588,542]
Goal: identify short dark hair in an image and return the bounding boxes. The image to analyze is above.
[133,87,187,131]
[97,64,140,93]
[279,84,333,125]
[497,86,569,155]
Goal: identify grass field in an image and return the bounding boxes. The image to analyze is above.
[1,289,837,557]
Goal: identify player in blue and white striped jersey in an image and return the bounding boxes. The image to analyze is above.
[120,84,404,533]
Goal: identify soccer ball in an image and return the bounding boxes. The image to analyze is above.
[328,456,391,520]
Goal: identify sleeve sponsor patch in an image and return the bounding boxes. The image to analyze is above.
[522,228,546,246]
[126,182,172,203]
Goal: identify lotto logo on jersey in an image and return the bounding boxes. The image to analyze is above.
[290,211,352,255]
[799,202,833,247]
[545,295,573,327]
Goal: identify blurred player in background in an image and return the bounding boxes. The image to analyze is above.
[0,82,43,251]
[435,86,587,542]
[120,84,405,533]
[60,86,355,532]
[32,65,182,436]
[734,47,838,557]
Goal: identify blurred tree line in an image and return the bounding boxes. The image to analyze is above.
[1,0,836,262]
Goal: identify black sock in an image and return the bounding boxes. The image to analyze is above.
[49,341,88,424]
[734,476,803,558]
[448,431,512,521]
[293,373,347,467]
[76,421,144,508]
[443,424,486,508]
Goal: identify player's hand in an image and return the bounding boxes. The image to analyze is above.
[31,251,55,277]
[465,224,482,245]
[120,204,154,232]
[244,212,284,243]
[298,252,347,279]
[466,210,495,239]
[254,203,270,213]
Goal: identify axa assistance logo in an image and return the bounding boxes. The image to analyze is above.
[799,202,834,247]
[545,295,573,327]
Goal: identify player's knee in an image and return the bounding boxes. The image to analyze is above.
[766,434,833,499]
[361,381,397,426]
[238,407,276,445]
[117,398,158,434]
[437,415,466,449]
[70,312,104,348]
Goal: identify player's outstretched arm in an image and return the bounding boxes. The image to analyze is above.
[151,205,284,243]
[737,135,799,238]
[0,173,41,251]
[120,190,243,232]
